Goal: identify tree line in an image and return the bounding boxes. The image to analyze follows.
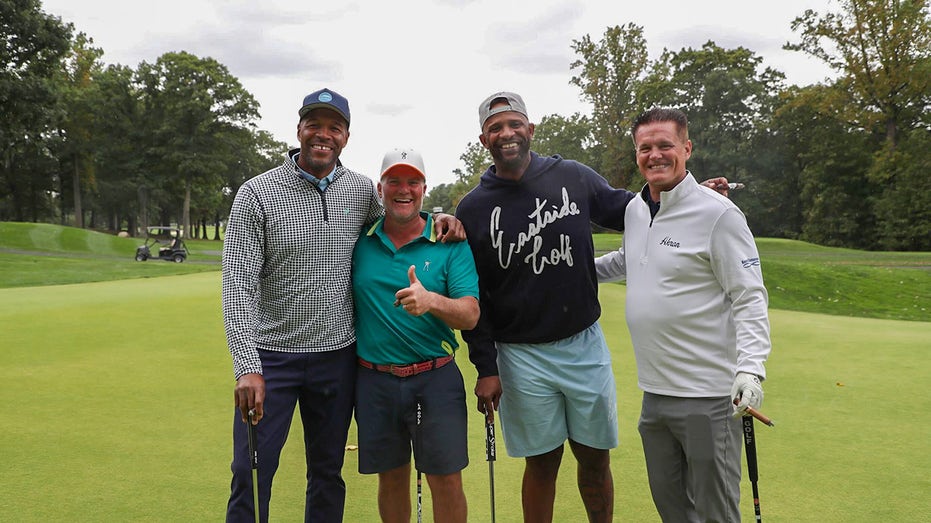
[1,0,286,239]
[3,0,929,249]
[425,0,930,251]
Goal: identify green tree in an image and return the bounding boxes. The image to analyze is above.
[54,32,104,228]
[423,183,455,214]
[870,128,931,250]
[213,127,286,239]
[651,42,786,233]
[0,0,71,221]
[570,24,651,188]
[448,141,491,207]
[774,85,878,248]
[136,51,260,238]
[787,0,930,149]
[787,0,931,249]
[533,112,601,177]
[91,64,145,234]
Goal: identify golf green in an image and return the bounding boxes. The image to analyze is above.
[2,274,928,521]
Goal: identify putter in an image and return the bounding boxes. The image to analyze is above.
[415,400,423,523]
[485,408,496,523]
[247,409,260,523]
[742,415,762,522]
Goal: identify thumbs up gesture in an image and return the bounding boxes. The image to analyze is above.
[394,265,433,316]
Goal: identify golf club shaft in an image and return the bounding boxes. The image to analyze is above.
[742,415,762,522]
[247,409,260,523]
[416,401,422,523]
[485,411,496,523]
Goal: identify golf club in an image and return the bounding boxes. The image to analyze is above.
[742,415,762,522]
[247,409,260,523]
[416,400,423,523]
[485,408,496,523]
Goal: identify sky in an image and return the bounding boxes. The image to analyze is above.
[40,0,837,188]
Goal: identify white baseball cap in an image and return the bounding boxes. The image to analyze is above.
[380,148,426,179]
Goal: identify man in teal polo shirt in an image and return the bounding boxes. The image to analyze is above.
[352,147,480,523]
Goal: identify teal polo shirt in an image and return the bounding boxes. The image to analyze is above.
[352,212,479,365]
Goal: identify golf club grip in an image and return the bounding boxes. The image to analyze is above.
[486,419,496,523]
[247,411,259,469]
[742,416,759,482]
[415,400,423,523]
[485,420,496,462]
[416,474,422,523]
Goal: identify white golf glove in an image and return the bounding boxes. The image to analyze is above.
[731,372,763,417]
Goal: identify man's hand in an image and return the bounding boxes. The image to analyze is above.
[433,213,466,243]
[731,372,764,417]
[475,376,502,423]
[394,265,433,316]
[235,373,265,424]
[701,177,730,197]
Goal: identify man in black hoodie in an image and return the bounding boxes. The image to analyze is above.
[455,91,630,522]
[456,92,727,522]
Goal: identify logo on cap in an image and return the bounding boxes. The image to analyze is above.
[318,92,333,103]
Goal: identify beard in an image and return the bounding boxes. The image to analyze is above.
[489,138,531,172]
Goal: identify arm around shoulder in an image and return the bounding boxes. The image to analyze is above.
[595,248,627,283]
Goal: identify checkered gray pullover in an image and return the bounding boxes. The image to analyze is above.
[222,150,382,379]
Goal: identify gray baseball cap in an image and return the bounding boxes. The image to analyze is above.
[478,91,528,129]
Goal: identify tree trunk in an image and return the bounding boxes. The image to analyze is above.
[138,185,149,236]
[182,176,192,239]
[59,171,67,225]
[73,162,84,228]
[213,213,221,240]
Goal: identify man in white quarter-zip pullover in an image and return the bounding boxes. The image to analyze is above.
[595,107,772,523]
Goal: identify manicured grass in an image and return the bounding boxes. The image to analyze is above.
[593,233,931,322]
[2,275,929,521]
[4,223,928,322]
[0,222,220,288]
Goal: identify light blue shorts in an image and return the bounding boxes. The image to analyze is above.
[496,321,619,457]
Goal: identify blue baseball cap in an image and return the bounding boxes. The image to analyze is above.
[299,88,350,126]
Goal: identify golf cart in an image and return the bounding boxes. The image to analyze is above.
[134,226,189,263]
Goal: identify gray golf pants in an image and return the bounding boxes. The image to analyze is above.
[639,393,742,523]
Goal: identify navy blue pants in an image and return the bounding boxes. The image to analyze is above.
[226,345,357,523]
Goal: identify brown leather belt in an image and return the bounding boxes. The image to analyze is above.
[358,354,455,378]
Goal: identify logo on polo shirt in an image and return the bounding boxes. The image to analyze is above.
[742,257,761,268]
[659,236,680,248]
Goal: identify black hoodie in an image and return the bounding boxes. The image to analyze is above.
[456,152,633,377]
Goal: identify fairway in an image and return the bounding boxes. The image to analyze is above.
[2,273,929,521]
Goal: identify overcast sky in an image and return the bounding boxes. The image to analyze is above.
[41,0,836,188]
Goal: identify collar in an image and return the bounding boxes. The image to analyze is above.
[641,171,698,208]
[365,211,435,242]
[290,149,338,186]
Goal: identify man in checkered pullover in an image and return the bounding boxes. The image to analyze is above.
[222,88,463,522]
